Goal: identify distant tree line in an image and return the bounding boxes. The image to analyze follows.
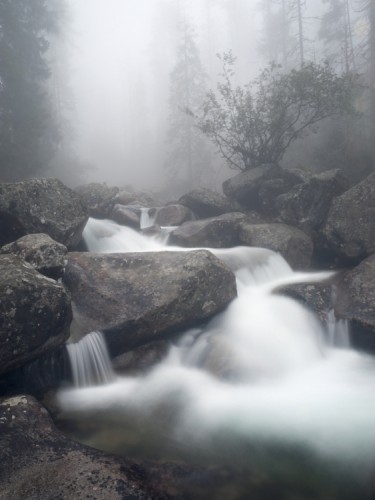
[0,0,65,182]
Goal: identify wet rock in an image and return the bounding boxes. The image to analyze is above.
[115,189,137,205]
[168,213,246,248]
[335,254,375,352]
[116,190,162,208]
[110,204,140,229]
[179,188,239,218]
[0,345,70,398]
[112,339,170,374]
[0,233,67,279]
[321,172,375,263]
[276,169,350,234]
[278,282,335,325]
[154,204,194,226]
[239,222,313,269]
[258,178,292,215]
[63,251,237,356]
[0,254,71,375]
[222,164,297,211]
[0,178,88,248]
[75,182,119,218]
[0,395,156,499]
[140,224,162,238]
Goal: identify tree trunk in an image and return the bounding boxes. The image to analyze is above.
[370,0,375,162]
[297,0,304,67]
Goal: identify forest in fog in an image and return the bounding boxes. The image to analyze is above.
[0,0,374,197]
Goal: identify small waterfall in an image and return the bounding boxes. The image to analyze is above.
[82,218,165,253]
[66,331,115,387]
[327,309,351,348]
[140,207,156,229]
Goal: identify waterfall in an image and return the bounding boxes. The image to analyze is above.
[327,309,351,348]
[140,207,156,229]
[82,217,165,253]
[58,217,375,482]
[66,331,115,387]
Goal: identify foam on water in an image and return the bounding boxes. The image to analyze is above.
[60,217,375,475]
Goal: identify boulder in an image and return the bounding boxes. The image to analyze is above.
[222,164,297,211]
[75,182,119,218]
[0,178,88,249]
[168,213,247,248]
[116,189,162,208]
[154,204,194,226]
[0,233,67,279]
[110,204,140,229]
[112,339,170,375]
[276,169,350,233]
[278,282,335,325]
[115,189,137,205]
[257,178,292,215]
[63,251,237,356]
[321,172,375,263]
[0,395,157,499]
[334,254,375,352]
[0,254,71,375]
[179,188,239,218]
[239,222,314,269]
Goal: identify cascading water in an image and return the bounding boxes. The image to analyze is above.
[140,207,156,229]
[58,218,375,495]
[66,330,115,387]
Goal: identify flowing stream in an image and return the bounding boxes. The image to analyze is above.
[58,218,375,496]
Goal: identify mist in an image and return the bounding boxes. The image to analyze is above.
[63,0,260,191]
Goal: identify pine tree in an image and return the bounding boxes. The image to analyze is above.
[165,23,212,195]
[259,0,301,70]
[0,0,62,181]
[319,0,356,73]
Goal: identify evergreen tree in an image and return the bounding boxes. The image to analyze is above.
[259,0,306,69]
[0,0,61,181]
[260,0,292,68]
[319,0,356,72]
[165,23,212,195]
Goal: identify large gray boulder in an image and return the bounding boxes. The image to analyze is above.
[222,164,301,212]
[239,222,314,269]
[154,204,194,226]
[322,172,375,262]
[74,182,119,218]
[0,254,71,375]
[335,254,375,352]
[0,178,88,249]
[0,233,67,279]
[276,169,350,234]
[110,203,140,229]
[179,188,239,219]
[0,395,158,499]
[168,213,247,248]
[116,189,162,208]
[63,251,237,355]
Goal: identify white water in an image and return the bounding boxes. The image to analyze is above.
[140,207,156,229]
[60,218,375,474]
[66,330,115,387]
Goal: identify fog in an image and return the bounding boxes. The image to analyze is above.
[47,0,371,192]
[65,0,259,190]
